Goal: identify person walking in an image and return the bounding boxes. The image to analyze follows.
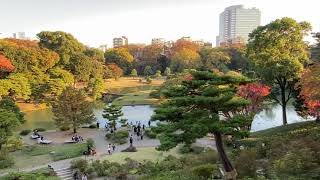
[137,131,140,140]
[81,173,88,180]
[148,120,151,127]
[112,144,116,151]
[140,132,144,140]
[108,144,112,155]
[96,121,100,129]
[142,124,145,130]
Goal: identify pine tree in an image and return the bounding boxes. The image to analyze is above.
[152,71,252,179]
[52,87,96,133]
[102,104,123,133]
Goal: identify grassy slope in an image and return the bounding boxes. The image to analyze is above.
[251,121,318,138]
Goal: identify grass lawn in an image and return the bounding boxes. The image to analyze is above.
[251,121,318,137]
[103,147,180,163]
[112,90,160,106]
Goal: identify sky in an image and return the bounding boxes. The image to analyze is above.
[0,0,319,47]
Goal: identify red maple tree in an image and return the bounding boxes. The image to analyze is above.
[0,54,15,72]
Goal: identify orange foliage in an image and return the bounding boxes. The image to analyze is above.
[0,54,15,72]
[3,38,38,48]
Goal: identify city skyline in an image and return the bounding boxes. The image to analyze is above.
[1,0,319,47]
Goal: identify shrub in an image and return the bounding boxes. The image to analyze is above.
[5,136,23,152]
[106,130,129,145]
[59,126,70,131]
[20,129,32,136]
[89,124,97,128]
[33,128,46,132]
[0,150,14,169]
[71,159,89,173]
[86,138,95,149]
[192,164,217,179]
[121,146,137,152]
[145,128,157,139]
[179,144,192,154]
[146,77,152,84]
[234,149,257,178]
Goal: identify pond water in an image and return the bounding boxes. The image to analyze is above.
[23,103,309,132]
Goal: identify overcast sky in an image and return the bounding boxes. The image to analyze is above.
[0,0,319,47]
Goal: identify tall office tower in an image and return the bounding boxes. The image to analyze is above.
[216,5,261,47]
[151,38,166,45]
[113,36,128,48]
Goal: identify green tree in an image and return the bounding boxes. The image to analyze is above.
[49,68,74,96]
[0,97,24,123]
[7,73,31,100]
[69,53,93,82]
[247,17,311,125]
[199,47,231,71]
[0,80,11,98]
[0,109,20,150]
[152,71,252,179]
[37,31,85,65]
[164,67,171,76]
[84,47,105,62]
[105,48,134,74]
[130,69,138,79]
[88,77,106,100]
[102,104,123,134]
[143,66,153,76]
[154,70,162,78]
[52,87,96,133]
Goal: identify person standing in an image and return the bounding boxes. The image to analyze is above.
[142,124,145,130]
[112,144,116,151]
[137,131,140,140]
[129,135,133,146]
[148,120,151,127]
[96,121,100,129]
[81,173,87,180]
[140,132,144,140]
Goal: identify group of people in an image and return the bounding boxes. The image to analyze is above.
[128,120,151,146]
[107,143,116,155]
[71,135,84,142]
[32,130,52,144]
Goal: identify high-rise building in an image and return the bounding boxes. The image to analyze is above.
[98,44,108,52]
[151,38,165,45]
[113,36,128,48]
[216,5,261,47]
[12,32,30,40]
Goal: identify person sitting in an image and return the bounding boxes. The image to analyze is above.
[91,149,97,156]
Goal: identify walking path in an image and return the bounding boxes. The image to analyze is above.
[0,128,216,177]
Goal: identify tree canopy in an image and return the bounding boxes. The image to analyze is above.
[247,17,311,125]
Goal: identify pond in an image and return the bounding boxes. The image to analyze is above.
[22,103,309,132]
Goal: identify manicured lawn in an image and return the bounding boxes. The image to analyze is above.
[112,90,160,106]
[103,147,180,163]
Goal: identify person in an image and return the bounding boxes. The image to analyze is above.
[40,136,44,141]
[137,124,141,132]
[96,121,100,129]
[133,126,137,133]
[91,149,97,156]
[148,120,151,127]
[112,144,116,151]
[129,135,133,146]
[73,170,79,180]
[141,132,144,140]
[142,124,145,130]
[81,173,87,180]
[137,131,140,140]
[108,144,112,155]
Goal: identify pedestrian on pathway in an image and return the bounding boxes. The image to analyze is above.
[133,126,137,133]
[142,124,145,130]
[96,121,100,129]
[73,170,79,180]
[137,131,140,140]
[141,132,144,140]
[112,144,116,151]
[108,144,112,155]
[137,124,141,132]
[130,135,133,146]
[81,173,88,180]
[148,120,151,127]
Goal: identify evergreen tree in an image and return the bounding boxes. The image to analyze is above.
[130,69,138,79]
[143,66,153,76]
[152,71,252,179]
[102,104,123,134]
[52,87,96,133]
[164,67,171,76]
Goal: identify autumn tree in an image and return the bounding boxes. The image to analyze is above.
[102,104,123,134]
[105,63,123,80]
[171,39,199,53]
[0,54,15,73]
[152,71,252,179]
[141,44,163,65]
[247,17,311,125]
[37,31,85,65]
[199,47,231,71]
[298,63,320,122]
[52,87,95,133]
[170,48,200,72]
[105,48,134,74]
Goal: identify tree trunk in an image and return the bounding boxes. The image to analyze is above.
[214,131,237,180]
[0,143,2,150]
[280,86,288,125]
[73,127,77,134]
